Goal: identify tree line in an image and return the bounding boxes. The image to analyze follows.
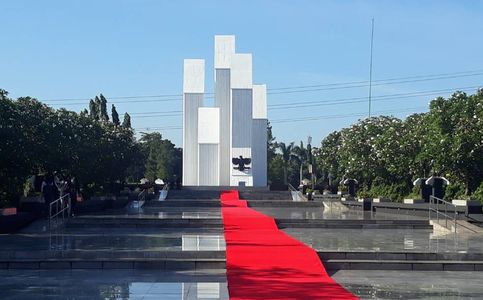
[268,89,483,201]
[0,89,181,207]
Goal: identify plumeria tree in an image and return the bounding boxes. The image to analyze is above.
[427,91,483,196]
[313,89,483,201]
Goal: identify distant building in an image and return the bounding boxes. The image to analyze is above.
[183,35,267,187]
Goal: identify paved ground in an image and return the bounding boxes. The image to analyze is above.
[333,270,483,299]
[256,206,425,220]
[0,219,225,252]
[284,227,483,253]
[85,207,222,219]
[2,195,483,299]
[1,269,483,299]
[0,270,229,300]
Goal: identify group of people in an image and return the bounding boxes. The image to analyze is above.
[41,172,78,218]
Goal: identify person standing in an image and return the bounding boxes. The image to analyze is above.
[68,176,78,217]
[41,173,55,218]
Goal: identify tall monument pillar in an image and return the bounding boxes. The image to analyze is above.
[182,59,205,186]
[214,36,235,186]
[198,107,220,186]
[252,84,268,187]
[230,53,253,186]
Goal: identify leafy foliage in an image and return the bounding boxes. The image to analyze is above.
[111,104,120,126]
[314,89,483,201]
[138,132,182,183]
[122,112,131,128]
[0,90,181,206]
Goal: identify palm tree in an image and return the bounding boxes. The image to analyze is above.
[293,141,308,186]
[277,142,295,186]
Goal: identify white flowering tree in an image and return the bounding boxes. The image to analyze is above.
[314,89,483,201]
[428,91,483,196]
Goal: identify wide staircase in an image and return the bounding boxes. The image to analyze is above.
[1,189,483,273]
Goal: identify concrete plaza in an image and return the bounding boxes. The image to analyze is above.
[1,189,483,299]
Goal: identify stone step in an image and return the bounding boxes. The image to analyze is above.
[0,250,225,260]
[317,251,483,261]
[145,200,221,207]
[144,199,323,208]
[248,201,323,207]
[0,258,226,270]
[277,219,432,229]
[67,218,223,228]
[239,191,292,200]
[323,259,483,271]
[167,190,221,200]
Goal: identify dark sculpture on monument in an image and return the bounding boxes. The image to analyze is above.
[232,156,251,171]
[413,178,432,202]
[340,178,358,197]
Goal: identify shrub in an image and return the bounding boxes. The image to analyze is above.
[472,182,483,203]
[444,182,468,200]
[369,182,411,202]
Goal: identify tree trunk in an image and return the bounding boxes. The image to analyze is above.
[283,167,287,185]
[299,164,303,186]
[466,177,470,196]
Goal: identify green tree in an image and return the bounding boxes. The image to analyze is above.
[267,121,277,162]
[293,141,309,186]
[427,91,483,195]
[313,89,482,200]
[139,132,182,182]
[268,154,285,189]
[88,99,98,120]
[111,104,120,126]
[0,90,141,204]
[0,89,8,99]
[314,131,342,187]
[94,96,102,120]
[277,142,295,186]
[122,112,131,128]
[99,94,109,122]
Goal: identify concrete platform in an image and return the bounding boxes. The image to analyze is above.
[277,219,432,229]
[0,269,229,299]
[67,217,223,229]
[0,258,226,270]
[284,228,483,253]
[333,270,483,299]
[324,259,483,271]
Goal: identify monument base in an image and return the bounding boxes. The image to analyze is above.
[182,185,270,191]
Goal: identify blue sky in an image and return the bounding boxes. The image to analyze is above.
[1,0,482,147]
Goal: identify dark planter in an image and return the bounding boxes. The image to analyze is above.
[0,212,37,233]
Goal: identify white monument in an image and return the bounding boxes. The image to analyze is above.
[182,35,267,187]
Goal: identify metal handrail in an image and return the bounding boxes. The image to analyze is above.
[288,183,307,201]
[49,194,71,230]
[138,189,147,202]
[429,195,457,233]
[158,184,169,201]
[136,189,148,213]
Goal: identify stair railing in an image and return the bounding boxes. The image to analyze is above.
[429,195,457,233]
[288,183,307,201]
[49,194,71,230]
[158,184,169,201]
[136,189,148,213]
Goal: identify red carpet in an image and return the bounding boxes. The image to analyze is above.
[220,190,358,300]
